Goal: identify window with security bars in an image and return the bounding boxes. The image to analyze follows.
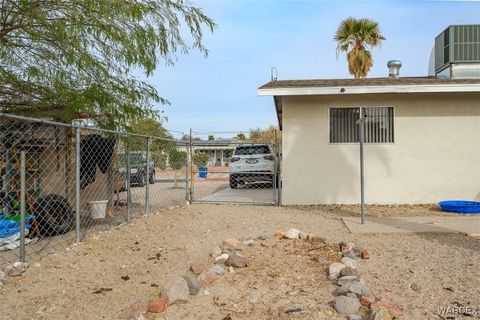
[329,107,394,143]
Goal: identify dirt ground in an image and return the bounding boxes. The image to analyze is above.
[0,204,479,320]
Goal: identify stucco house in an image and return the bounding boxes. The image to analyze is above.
[258,76,479,205]
[259,24,480,205]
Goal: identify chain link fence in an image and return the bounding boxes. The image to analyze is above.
[0,114,188,267]
[187,136,281,205]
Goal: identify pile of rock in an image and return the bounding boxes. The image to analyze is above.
[330,242,403,320]
[1,261,29,283]
[275,228,326,243]
[125,237,251,319]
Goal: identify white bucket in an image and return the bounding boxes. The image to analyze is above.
[87,200,108,219]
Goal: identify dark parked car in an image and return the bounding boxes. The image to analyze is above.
[116,152,155,188]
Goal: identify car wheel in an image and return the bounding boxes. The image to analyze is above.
[229,175,238,189]
[149,173,155,184]
[138,173,145,187]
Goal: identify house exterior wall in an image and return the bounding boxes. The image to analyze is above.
[281,92,480,204]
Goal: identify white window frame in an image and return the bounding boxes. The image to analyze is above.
[328,106,395,144]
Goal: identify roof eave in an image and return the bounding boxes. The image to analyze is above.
[258,84,480,96]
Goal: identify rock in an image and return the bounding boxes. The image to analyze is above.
[203,289,210,295]
[225,254,249,268]
[371,298,404,317]
[361,249,370,259]
[349,314,362,320]
[36,306,47,314]
[343,250,357,260]
[242,239,255,246]
[299,231,308,240]
[147,298,168,313]
[210,246,222,258]
[5,266,22,277]
[346,292,357,299]
[341,242,355,252]
[341,257,358,269]
[182,275,202,295]
[328,262,345,280]
[308,233,326,243]
[274,231,284,238]
[352,246,363,256]
[284,228,300,239]
[0,270,5,278]
[122,299,147,320]
[360,295,376,306]
[190,262,209,274]
[228,266,235,273]
[215,254,229,264]
[335,283,352,295]
[349,283,371,296]
[334,295,361,315]
[370,309,394,320]
[223,238,242,248]
[316,256,326,264]
[13,261,29,271]
[337,276,359,286]
[198,270,216,287]
[340,266,360,277]
[410,283,421,292]
[161,277,189,304]
[258,234,267,240]
[211,265,225,276]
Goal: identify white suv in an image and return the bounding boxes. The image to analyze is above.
[228,144,277,189]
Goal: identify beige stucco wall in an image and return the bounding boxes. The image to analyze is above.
[281,92,480,204]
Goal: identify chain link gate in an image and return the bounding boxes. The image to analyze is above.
[188,141,281,205]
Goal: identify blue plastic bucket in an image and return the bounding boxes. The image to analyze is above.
[198,167,208,178]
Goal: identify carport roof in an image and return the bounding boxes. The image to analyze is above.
[257,76,480,128]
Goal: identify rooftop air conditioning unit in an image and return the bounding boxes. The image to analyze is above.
[434,25,480,79]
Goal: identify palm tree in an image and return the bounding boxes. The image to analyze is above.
[334,17,386,78]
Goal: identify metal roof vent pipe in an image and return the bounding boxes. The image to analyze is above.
[387,60,402,79]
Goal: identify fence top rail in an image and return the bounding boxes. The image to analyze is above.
[190,141,277,146]
[0,112,187,145]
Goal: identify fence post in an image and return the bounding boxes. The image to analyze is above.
[126,146,131,223]
[75,128,81,242]
[145,137,150,215]
[185,142,190,204]
[189,129,194,202]
[19,151,26,263]
[358,116,366,225]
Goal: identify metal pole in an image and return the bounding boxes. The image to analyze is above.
[185,142,190,204]
[19,151,26,263]
[126,147,131,222]
[189,129,194,202]
[145,138,150,215]
[358,117,366,224]
[75,128,81,242]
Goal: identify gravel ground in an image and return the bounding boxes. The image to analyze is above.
[0,204,479,320]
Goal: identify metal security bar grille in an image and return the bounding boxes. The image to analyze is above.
[330,107,394,143]
[0,113,188,268]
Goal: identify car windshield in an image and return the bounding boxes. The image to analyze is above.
[116,153,145,167]
[234,145,270,155]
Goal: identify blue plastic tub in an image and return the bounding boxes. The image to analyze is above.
[198,167,208,178]
[439,200,480,214]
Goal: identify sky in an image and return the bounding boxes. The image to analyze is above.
[152,0,480,138]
